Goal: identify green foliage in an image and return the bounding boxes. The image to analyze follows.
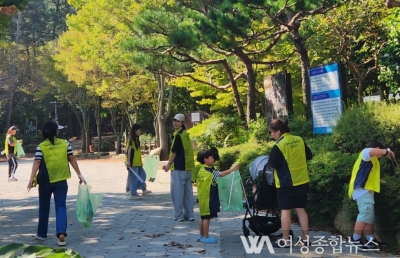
[187,114,245,148]
[333,103,400,154]
[0,243,82,258]
[288,115,313,139]
[375,175,400,235]
[245,115,269,143]
[307,149,358,226]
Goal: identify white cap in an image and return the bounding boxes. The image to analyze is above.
[173,114,185,122]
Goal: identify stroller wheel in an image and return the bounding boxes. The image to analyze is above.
[243,226,250,237]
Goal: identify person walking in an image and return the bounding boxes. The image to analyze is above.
[27,121,86,246]
[5,126,22,182]
[126,123,151,200]
[164,113,195,221]
[267,119,313,248]
[348,140,393,250]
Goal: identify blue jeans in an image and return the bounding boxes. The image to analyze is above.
[126,169,147,191]
[37,180,68,238]
[129,166,146,195]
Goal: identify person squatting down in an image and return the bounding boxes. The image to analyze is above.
[5,126,22,182]
[27,121,86,246]
[196,149,239,243]
[164,113,195,222]
[348,140,394,250]
[125,123,151,200]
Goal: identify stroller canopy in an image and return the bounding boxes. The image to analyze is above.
[249,155,274,185]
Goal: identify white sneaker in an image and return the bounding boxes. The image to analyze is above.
[57,235,67,246]
[128,194,142,200]
[142,189,152,195]
[126,191,130,196]
[35,235,46,240]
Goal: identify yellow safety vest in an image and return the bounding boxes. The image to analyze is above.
[39,138,70,183]
[170,129,195,171]
[273,133,309,188]
[4,135,17,155]
[348,151,380,199]
[197,165,219,216]
[126,138,142,166]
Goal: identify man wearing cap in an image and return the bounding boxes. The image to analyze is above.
[5,126,23,181]
[164,113,195,221]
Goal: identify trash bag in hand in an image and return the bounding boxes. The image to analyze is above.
[16,142,25,158]
[218,170,243,212]
[76,183,103,229]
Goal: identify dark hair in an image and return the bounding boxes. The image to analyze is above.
[269,119,291,134]
[197,149,214,164]
[129,123,142,149]
[210,147,220,161]
[42,121,58,144]
[366,140,385,149]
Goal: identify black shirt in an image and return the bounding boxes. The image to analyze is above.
[268,136,313,197]
[171,129,186,170]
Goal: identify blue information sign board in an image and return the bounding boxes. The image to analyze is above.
[309,63,343,134]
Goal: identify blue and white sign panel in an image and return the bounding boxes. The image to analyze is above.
[309,63,342,134]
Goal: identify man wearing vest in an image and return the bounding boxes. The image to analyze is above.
[164,113,195,222]
[267,119,312,248]
[348,140,394,250]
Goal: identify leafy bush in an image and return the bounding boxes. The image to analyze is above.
[188,114,246,148]
[0,243,81,257]
[307,150,358,226]
[333,103,400,155]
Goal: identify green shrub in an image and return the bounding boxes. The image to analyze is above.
[307,151,358,226]
[333,103,400,154]
[188,114,246,148]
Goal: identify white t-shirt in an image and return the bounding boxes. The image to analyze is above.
[352,148,371,200]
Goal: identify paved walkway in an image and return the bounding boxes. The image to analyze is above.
[0,158,396,257]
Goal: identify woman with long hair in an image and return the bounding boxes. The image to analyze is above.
[126,123,151,200]
[27,121,86,246]
[5,126,22,182]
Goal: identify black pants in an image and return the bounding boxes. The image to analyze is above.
[8,156,18,178]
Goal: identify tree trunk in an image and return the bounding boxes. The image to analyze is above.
[290,28,311,118]
[245,62,256,124]
[358,79,364,104]
[94,96,102,152]
[5,12,21,131]
[221,60,246,122]
[155,73,173,160]
[285,11,312,118]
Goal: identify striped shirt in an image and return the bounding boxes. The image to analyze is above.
[34,140,73,160]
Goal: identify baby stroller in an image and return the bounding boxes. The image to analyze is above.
[242,156,293,238]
